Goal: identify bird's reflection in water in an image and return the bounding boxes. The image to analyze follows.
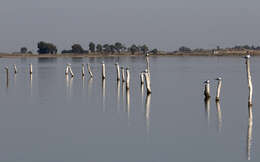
[116,81,120,112]
[247,105,253,161]
[145,94,151,135]
[102,79,106,112]
[204,98,210,125]
[126,89,130,119]
[87,77,93,98]
[216,101,222,132]
[14,73,17,87]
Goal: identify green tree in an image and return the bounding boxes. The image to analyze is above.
[71,44,84,53]
[150,48,158,54]
[20,47,28,53]
[140,44,149,54]
[37,41,57,54]
[114,42,124,53]
[179,46,191,52]
[96,44,103,53]
[89,42,95,53]
[129,44,139,54]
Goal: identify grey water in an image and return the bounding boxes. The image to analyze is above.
[0,56,259,162]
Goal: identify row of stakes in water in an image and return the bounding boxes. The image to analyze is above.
[203,55,253,106]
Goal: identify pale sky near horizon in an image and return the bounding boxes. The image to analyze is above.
[0,0,260,53]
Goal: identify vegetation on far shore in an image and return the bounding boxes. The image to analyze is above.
[2,41,260,57]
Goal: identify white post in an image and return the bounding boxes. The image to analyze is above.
[81,64,85,77]
[245,55,253,106]
[140,72,144,84]
[69,65,74,77]
[29,64,32,75]
[146,56,150,72]
[121,67,125,82]
[126,68,130,90]
[144,69,152,94]
[204,80,210,99]
[13,64,17,74]
[115,63,120,81]
[87,63,93,78]
[215,77,222,101]
[65,65,69,75]
[102,61,106,79]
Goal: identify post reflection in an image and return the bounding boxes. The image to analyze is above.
[82,76,85,89]
[141,84,144,104]
[69,77,74,97]
[65,75,69,96]
[247,106,253,161]
[204,98,210,125]
[29,74,33,96]
[145,94,151,135]
[87,77,93,97]
[102,79,106,112]
[117,81,120,112]
[216,101,222,132]
[126,89,130,119]
[122,82,125,111]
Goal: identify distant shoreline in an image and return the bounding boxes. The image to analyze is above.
[0,50,259,58]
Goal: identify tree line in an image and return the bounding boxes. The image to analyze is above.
[26,41,158,55]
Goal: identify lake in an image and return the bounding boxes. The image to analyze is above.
[0,56,259,162]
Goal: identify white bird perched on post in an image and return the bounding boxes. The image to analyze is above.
[204,80,210,99]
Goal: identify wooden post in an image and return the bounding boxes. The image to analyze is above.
[245,55,253,106]
[140,72,144,85]
[29,64,32,75]
[146,55,150,72]
[145,93,151,134]
[102,61,106,80]
[215,77,222,101]
[69,65,74,77]
[204,80,210,99]
[247,105,253,160]
[81,64,85,77]
[121,67,125,82]
[126,68,130,90]
[87,63,93,78]
[65,65,69,75]
[115,63,120,81]
[13,64,17,74]
[144,70,152,94]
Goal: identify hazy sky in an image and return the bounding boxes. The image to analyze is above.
[1,0,260,53]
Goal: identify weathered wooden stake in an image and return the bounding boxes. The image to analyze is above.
[146,56,150,72]
[69,66,74,77]
[102,62,106,79]
[115,63,120,81]
[215,77,222,101]
[29,64,32,75]
[65,64,69,75]
[245,55,253,106]
[81,64,85,77]
[126,68,130,90]
[121,67,125,82]
[87,63,93,78]
[140,72,144,85]
[204,80,210,99]
[144,69,152,94]
[13,64,17,74]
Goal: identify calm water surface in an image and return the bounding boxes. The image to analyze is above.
[0,56,259,162]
